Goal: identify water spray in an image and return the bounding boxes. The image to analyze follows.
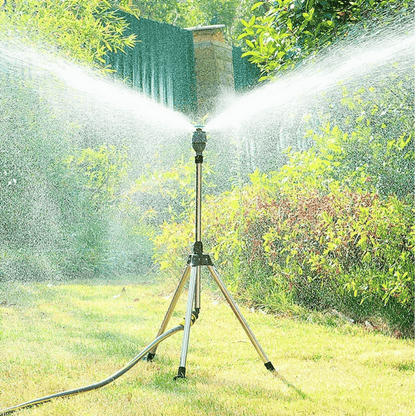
[0,126,275,414]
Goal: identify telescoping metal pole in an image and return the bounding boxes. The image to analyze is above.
[192,128,206,313]
[191,127,206,257]
[174,127,207,379]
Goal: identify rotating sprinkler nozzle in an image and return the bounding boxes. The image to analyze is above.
[192,126,207,156]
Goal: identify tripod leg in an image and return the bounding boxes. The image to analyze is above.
[147,264,191,360]
[207,265,276,372]
[175,265,198,379]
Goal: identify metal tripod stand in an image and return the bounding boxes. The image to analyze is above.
[146,127,276,379]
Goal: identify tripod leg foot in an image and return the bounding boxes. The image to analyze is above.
[265,361,276,372]
[174,366,186,380]
[146,352,156,361]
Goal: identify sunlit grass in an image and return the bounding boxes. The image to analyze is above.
[0,276,414,415]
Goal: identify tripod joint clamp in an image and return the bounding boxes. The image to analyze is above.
[187,253,213,267]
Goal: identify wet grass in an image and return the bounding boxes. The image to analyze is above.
[0,276,414,415]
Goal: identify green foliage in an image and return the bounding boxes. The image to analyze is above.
[239,0,414,76]
[266,71,415,200]
[132,157,196,221]
[63,144,130,208]
[0,1,162,280]
[0,0,260,49]
[0,75,72,277]
[1,0,413,339]
[129,157,215,227]
[260,184,414,328]
[150,62,414,334]
[330,81,415,199]
[0,0,138,67]
[152,219,194,274]
[133,157,216,275]
[59,145,131,275]
[192,0,257,42]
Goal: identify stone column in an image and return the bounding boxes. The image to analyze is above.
[187,25,235,118]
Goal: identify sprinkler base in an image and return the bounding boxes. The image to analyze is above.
[174,367,186,380]
[265,361,276,372]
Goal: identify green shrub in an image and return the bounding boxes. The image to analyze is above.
[260,183,414,328]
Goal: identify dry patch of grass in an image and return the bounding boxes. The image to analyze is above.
[0,277,414,415]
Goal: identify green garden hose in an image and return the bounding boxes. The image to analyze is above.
[0,324,184,415]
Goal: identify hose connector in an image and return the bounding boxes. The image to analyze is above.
[180,311,198,327]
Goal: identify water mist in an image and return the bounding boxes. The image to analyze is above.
[0,39,194,283]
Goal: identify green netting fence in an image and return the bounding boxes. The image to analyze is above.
[232,46,261,92]
[106,15,197,115]
[106,15,260,115]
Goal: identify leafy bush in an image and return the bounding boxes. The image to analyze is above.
[259,182,414,330]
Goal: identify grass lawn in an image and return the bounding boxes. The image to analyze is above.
[0,275,414,415]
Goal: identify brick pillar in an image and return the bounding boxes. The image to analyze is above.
[187,25,235,118]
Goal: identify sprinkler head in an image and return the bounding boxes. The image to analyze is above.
[192,127,207,156]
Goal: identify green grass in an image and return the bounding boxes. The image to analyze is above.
[0,276,414,415]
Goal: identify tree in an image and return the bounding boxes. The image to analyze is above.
[192,0,256,41]
[239,0,414,76]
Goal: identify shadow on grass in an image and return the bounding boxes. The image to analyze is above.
[138,362,310,407]
[273,371,310,400]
